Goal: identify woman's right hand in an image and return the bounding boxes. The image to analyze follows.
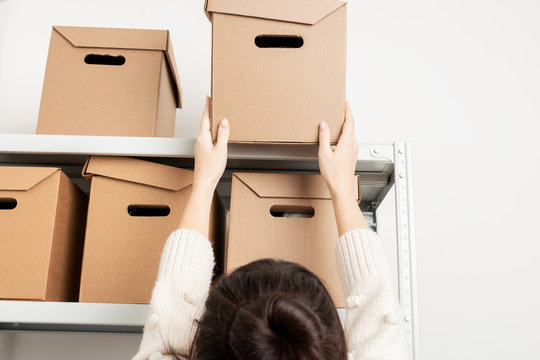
[177,96,229,238]
[193,96,229,193]
[318,102,359,198]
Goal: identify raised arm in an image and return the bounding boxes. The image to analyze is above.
[318,103,409,359]
[178,96,229,237]
[133,97,229,360]
[318,102,367,235]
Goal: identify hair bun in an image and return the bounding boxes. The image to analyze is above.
[228,293,326,359]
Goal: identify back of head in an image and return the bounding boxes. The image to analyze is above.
[192,259,347,360]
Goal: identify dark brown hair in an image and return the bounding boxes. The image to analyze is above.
[191,259,347,360]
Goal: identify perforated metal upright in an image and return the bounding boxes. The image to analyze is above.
[370,143,420,359]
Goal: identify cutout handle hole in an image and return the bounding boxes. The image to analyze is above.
[270,205,314,218]
[128,205,170,217]
[255,35,304,48]
[84,54,126,66]
[0,198,17,210]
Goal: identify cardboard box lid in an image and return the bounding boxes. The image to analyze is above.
[234,173,360,201]
[52,26,182,108]
[0,167,59,191]
[204,0,346,25]
[82,156,193,191]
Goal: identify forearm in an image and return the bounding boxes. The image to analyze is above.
[331,189,368,236]
[178,183,215,238]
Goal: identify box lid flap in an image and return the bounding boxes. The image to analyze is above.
[0,167,59,191]
[164,35,183,108]
[205,0,346,25]
[82,156,193,191]
[234,173,359,200]
[53,26,182,108]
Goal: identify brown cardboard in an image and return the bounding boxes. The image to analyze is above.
[227,172,361,307]
[37,26,182,137]
[205,0,347,144]
[79,156,225,304]
[0,167,88,301]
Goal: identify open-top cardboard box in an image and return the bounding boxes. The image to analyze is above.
[37,26,182,137]
[228,172,361,307]
[0,167,88,301]
[205,0,347,144]
[79,156,225,304]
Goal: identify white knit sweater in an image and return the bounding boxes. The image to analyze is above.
[132,228,409,360]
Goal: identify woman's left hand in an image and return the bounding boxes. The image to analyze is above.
[193,96,229,192]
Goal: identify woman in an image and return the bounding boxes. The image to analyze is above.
[133,98,409,360]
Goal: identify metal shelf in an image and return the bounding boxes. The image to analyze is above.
[0,134,393,171]
[0,134,394,206]
[0,301,147,333]
[0,135,418,359]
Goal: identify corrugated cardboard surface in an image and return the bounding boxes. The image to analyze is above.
[46,172,88,301]
[0,167,88,301]
[208,2,347,143]
[205,0,346,25]
[82,155,193,191]
[37,26,181,137]
[79,156,225,304]
[156,54,178,137]
[228,172,360,308]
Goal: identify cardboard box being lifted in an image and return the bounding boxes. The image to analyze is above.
[205,0,347,144]
[0,167,88,301]
[79,156,225,304]
[228,173,361,307]
[37,26,182,137]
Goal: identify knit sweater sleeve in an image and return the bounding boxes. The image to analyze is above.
[336,228,410,360]
[132,228,215,360]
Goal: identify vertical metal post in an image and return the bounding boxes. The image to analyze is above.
[394,142,420,359]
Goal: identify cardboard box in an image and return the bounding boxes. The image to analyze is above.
[79,156,225,304]
[0,167,88,301]
[37,26,182,137]
[205,0,347,144]
[228,172,360,307]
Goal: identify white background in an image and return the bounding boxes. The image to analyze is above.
[1,0,540,359]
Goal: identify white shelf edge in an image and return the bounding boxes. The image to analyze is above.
[0,300,350,333]
[0,301,148,331]
[0,134,393,163]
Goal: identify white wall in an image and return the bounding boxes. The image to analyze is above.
[1,0,540,359]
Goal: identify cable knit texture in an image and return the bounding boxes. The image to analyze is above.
[133,228,410,360]
[337,228,410,359]
[132,228,214,360]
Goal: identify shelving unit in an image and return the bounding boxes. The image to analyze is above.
[0,135,419,359]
